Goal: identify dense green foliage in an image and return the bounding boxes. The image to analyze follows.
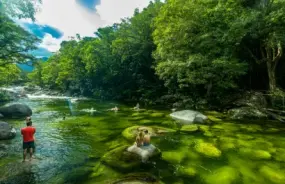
[0,0,40,86]
[30,0,285,108]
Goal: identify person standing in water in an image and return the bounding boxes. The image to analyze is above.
[21,116,36,162]
[143,130,151,146]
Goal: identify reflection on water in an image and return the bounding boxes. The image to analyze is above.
[0,96,285,184]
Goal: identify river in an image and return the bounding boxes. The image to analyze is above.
[0,92,285,184]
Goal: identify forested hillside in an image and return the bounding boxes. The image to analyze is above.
[27,0,285,108]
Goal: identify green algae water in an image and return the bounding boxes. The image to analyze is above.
[1,97,285,184]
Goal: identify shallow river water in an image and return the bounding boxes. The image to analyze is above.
[0,96,285,184]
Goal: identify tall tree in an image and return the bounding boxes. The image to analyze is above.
[0,13,39,66]
[242,0,285,91]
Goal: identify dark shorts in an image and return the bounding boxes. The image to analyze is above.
[23,141,35,149]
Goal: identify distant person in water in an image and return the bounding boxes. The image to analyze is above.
[143,130,151,146]
[133,103,140,111]
[21,117,36,162]
[110,106,119,112]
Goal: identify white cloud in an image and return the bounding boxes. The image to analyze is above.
[20,0,155,52]
[39,33,62,52]
[96,0,153,25]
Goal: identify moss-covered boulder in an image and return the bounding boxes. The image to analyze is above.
[194,142,221,158]
[220,142,236,151]
[203,131,214,137]
[132,112,141,117]
[139,119,155,125]
[259,165,285,184]
[101,145,160,172]
[199,125,210,132]
[162,151,186,164]
[112,173,164,184]
[207,115,223,122]
[274,148,285,162]
[180,124,198,133]
[150,112,165,118]
[122,126,176,141]
[101,145,141,172]
[176,166,197,177]
[236,134,254,140]
[239,148,271,160]
[204,166,238,184]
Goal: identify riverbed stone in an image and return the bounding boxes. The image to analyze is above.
[180,124,198,133]
[259,165,285,184]
[162,151,186,164]
[101,145,142,171]
[228,107,267,120]
[273,148,285,162]
[122,126,176,141]
[0,104,32,118]
[170,110,208,124]
[0,122,16,140]
[204,131,214,137]
[101,145,160,172]
[204,166,238,184]
[111,173,163,184]
[194,142,221,158]
[150,112,165,118]
[176,166,197,177]
[239,148,271,160]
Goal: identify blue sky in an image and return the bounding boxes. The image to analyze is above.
[18,0,154,59]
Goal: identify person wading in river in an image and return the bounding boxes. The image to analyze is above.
[21,116,36,162]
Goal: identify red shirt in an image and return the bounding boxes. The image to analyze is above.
[21,126,36,142]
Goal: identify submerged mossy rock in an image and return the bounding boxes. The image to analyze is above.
[122,126,176,141]
[220,142,236,151]
[176,166,197,177]
[101,145,141,171]
[150,112,165,118]
[198,125,210,132]
[203,131,214,137]
[112,173,163,184]
[228,107,267,120]
[194,142,221,158]
[180,124,198,133]
[204,166,238,184]
[259,165,285,184]
[239,148,271,160]
[101,145,160,172]
[274,148,285,162]
[162,151,186,164]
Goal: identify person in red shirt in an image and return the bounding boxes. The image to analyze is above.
[21,116,36,162]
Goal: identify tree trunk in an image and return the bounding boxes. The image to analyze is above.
[266,60,277,91]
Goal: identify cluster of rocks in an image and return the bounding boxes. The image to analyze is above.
[0,103,32,140]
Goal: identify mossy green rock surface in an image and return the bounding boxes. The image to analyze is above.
[259,165,285,184]
[112,173,164,184]
[194,142,221,158]
[162,151,186,164]
[180,124,198,132]
[239,148,271,160]
[101,145,142,172]
[204,166,238,184]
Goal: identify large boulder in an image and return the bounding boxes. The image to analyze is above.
[0,104,32,118]
[170,110,208,124]
[0,122,16,140]
[127,144,160,162]
[228,107,268,120]
[101,145,160,172]
[233,91,267,108]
